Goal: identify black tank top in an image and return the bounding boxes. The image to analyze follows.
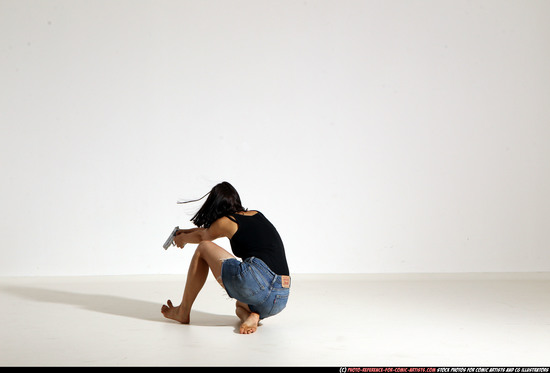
[227,211,289,276]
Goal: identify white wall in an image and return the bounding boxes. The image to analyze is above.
[1,0,549,276]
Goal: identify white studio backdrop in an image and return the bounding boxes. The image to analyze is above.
[1,0,549,276]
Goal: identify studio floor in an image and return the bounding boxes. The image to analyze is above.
[1,272,549,366]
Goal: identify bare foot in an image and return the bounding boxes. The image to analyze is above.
[161,299,190,324]
[239,312,260,334]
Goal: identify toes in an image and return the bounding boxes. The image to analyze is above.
[161,300,174,314]
[239,324,257,334]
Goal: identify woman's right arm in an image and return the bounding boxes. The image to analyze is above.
[174,228,205,248]
[173,217,236,248]
[176,228,201,235]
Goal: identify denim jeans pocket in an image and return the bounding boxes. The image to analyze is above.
[267,292,289,317]
[228,264,267,302]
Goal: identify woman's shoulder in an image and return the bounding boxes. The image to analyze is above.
[239,210,260,216]
[231,210,260,217]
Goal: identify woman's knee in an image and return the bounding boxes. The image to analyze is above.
[195,241,233,280]
[196,240,214,254]
[197,241,233,261]
[191,242,213,263]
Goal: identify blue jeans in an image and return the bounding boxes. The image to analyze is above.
[221,257,290,320]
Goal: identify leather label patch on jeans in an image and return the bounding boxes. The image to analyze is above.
[281,276,290,288]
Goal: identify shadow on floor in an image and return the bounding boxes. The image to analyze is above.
[1,285,239,328]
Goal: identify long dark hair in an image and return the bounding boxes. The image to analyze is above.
[191,182,246,228]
